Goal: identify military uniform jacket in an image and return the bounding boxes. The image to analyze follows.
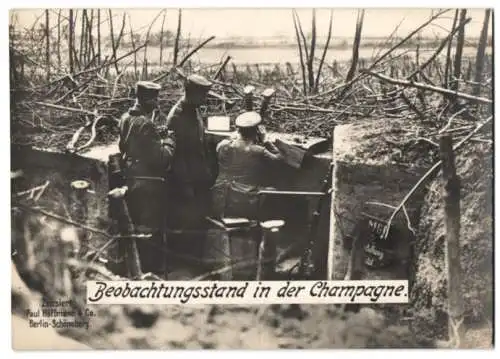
[211,137,282,218]
[166,98,216,189]
[215,137,281,187]
[119,106,176,179]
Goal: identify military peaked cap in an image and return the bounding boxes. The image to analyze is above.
[186,74,212,91]
[136,81,161,100]
[235,111,262,128]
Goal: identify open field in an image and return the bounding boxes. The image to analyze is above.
[112,44,487,67]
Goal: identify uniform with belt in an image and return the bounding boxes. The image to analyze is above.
[165,74,217,259]
[118,81,175,273]
[212,111,282,219]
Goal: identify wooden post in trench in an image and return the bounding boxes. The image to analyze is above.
[256,220,284,280]
[70,180,90,255]
[439,135,465,347]
[109,191,143,279]
[327,128,336,280]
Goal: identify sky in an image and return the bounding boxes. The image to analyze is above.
[10,8,492,40]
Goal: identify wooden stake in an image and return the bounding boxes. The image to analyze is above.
[173,9,182,66]
[341,9,365,98]
[326,128,337,280]
[451,10,467,93]
[86,10,95,65]
[97,9,101,66]
[84,9,91,65]
[314,10,333,93]
[107,188,143,279]
[79,10,86,68]
[307,9,317,93]
[257,221,282,280]
[439,135,465,348]
[45,10,50,82]
[57,10,61,69]
[70,180,91,255]
[108,9,118,75]
[141,10,165,79]
[473,9,491,97]
[159,11,166,67]
[232,63,238,82]
[128,15,138,79]
[292,10,307,95]
[444,10,459,89]
[119,200,143,279]
[213,56,232,80]
[68,9,74,74]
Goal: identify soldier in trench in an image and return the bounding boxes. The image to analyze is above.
[117,81,176,275]
[211,111,283,220]
[165,74,218,263]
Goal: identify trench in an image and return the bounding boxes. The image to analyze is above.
[11,118,428,283]
[12,117,464,349]
[11,128,334,282]
[14,117,492,348]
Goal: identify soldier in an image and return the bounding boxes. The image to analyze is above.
[117,81,176,274]
[212,111,283,219]
[166,74,216,260]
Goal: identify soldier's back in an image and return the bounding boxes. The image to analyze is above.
[216,138,269,187]
[166,99,213,186]
[119,112,153,156]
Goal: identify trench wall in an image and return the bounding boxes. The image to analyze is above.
[11,144,110,228]
[411,144,493,339]
[328,121,428,281]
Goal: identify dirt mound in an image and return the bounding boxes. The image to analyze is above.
[50,303,426,349]
[411,142,493,341]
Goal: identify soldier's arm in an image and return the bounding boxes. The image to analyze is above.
[161,131,176,162]
[257,144,283,162]
[118,114,129,154]
[216,138,231,154]
[166,99,182,130]
[262,139,280,154]
[263,148,283,161]
[141,120,176,169]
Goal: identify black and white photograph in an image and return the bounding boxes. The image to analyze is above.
[8,5,494,350]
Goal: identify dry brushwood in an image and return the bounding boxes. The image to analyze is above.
[11,8,490,154]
